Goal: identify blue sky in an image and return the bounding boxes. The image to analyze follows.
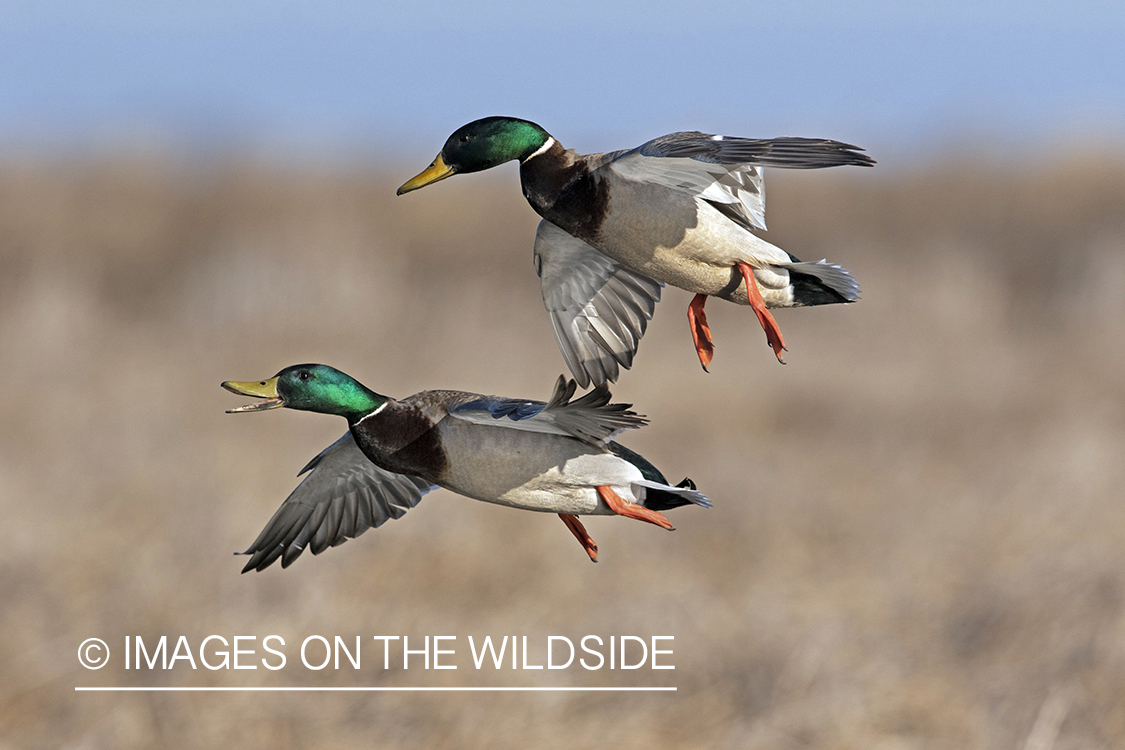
[2,1,1123,161]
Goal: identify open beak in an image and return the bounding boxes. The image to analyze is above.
[397,153,455,195]
[222,377,284,413]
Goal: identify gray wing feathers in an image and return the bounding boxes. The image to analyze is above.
[534,220,663,387]
[541,375,649,445]
[240,432,435,573]
[608,132,873,231]
[610,156,768,231]
[638,132,876,169]
[448,376,648,446]
[616,155,774,229]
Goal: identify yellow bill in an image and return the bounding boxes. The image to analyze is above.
[397,153,455,195]
[222,377,284,413]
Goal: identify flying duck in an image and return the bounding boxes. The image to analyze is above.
[399,117,873,385]
[223,365,709,569]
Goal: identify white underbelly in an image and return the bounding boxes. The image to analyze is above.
[495,453,644,514]
[593,189,796,304]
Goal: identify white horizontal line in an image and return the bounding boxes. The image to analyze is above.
[75,686,676,692]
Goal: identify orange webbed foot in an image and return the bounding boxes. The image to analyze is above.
[736,261,787,363]
[687,293,715,371]
[559,513,598,562]
[596,486,674,531]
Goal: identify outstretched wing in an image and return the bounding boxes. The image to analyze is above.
[534,220,663,387]
[637,132,876,168]
[448,376,648,446]
[239,432,436,573]
[607,132,875,231]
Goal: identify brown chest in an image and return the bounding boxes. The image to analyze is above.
[350,407,449,483]
[520,155,610,244]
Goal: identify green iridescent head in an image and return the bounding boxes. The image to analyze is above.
[223,364,386,422]
[397,117,552,195]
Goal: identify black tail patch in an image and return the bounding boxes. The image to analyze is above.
[643,476,699,511]
[642,483,697,511]
[790,269,853,306]
[607,441,694,510]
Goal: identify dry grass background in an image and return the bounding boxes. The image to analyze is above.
[1,144,1124,749]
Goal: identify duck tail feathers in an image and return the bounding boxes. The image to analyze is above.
[782,259,860,306]
[633,479,713,510]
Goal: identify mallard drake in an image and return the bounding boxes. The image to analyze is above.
[223,365,709,569]
[399,117,874,385]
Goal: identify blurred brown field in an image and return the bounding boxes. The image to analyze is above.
[2,143,1124,749]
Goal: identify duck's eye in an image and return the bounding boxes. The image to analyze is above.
[459,134,471,143]
[298,371,311,381]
